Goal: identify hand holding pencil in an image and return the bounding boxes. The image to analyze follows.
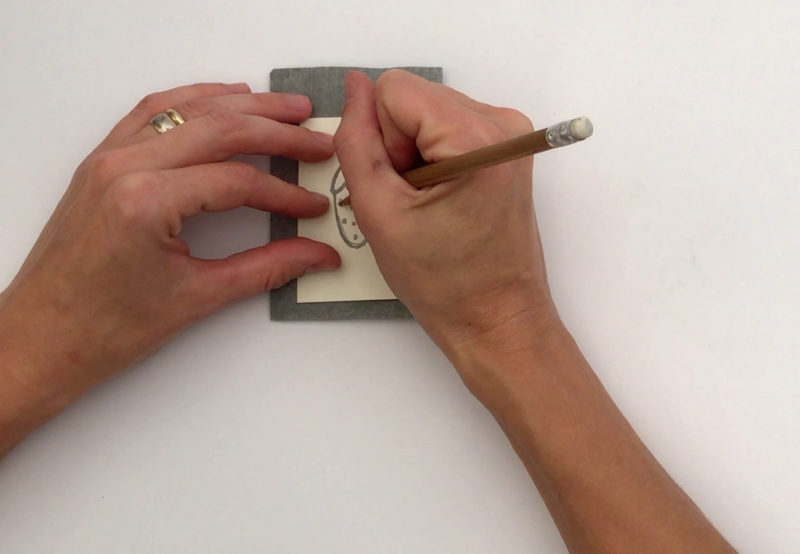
[339,116,592,205]
[335,69,559,346]
[334,70,734,553]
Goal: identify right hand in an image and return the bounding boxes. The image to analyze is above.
[334,70,558,365]
[339,72,738,554]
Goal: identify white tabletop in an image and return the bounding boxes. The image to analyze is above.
[1,2,798,552]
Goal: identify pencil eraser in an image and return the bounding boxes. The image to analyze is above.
[569,117,593,140]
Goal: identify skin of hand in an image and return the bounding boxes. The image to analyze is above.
[335,70,555,398]
[0,82,340,454]
[335,70,735,553]
[0,71,736,553]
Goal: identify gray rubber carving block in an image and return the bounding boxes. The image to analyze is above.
[269,66,443,321]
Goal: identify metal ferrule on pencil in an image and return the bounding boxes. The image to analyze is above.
[545,117,594,148]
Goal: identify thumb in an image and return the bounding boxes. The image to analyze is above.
[193,238,340,307]
[333,71,410,210]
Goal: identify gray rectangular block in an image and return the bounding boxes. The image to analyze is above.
[269,66,443,321]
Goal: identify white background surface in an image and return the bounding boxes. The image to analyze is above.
[0,1,798,552]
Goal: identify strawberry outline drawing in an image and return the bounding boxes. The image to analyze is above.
[330,166,367,249]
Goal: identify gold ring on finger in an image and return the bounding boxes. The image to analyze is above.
[166,108,186,126]
[150,112,177,134]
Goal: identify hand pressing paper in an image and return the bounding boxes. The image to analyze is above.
[297,117,396,303]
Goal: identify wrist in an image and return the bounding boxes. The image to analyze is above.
[426,290,578,417]
[0,287,81,453]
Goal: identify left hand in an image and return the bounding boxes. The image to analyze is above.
[0,82,340,438]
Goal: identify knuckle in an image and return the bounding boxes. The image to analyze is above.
[331,132,343,152]
[332,128,347,150]
[376,68,407,90]
[225,161,259,183]
[375,69,410,101]
[263,268,290,292]
[218,263,285,296]
[332,126,357,153]
[189,82,222,94]
[375,69,397,91]
[177,97,208,119]
[104,172,163,224]
[223,163,258,201]
[73,157,93,182]
[86,151,126,183]
[127,170,165,192]
[477,122,509,145]
[493,107,534,134]
[446,120,507,152]
[134,92,163,115]
[217,264,252,295]
[202,110,244,134]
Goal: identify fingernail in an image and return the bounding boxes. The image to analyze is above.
[286,94,310,112]
[311,192,329,207]
[227,82,250,93]
[312,131,334,149]
[344,71,359,101]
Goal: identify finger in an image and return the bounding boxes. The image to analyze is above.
[145,113,335,166]
[333,71,410,210]
[380,69,510,120]
[375,70,455,170]
[178,92,311,124]
[374,69,518,162]
[193,238,341,306]
[128,92,314,144]
[100,82,252,148]
[376,98,419,172]
[375,70,499,170]
[155,162,330,227]
[94,113,335,181]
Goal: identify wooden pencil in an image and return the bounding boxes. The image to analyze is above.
[338,116,593,206]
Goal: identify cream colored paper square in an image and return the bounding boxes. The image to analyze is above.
[296,117,396,303]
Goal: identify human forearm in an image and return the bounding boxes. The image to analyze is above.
[0,289,74,457]
[334,70,734,552]
[440,309,735,553]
